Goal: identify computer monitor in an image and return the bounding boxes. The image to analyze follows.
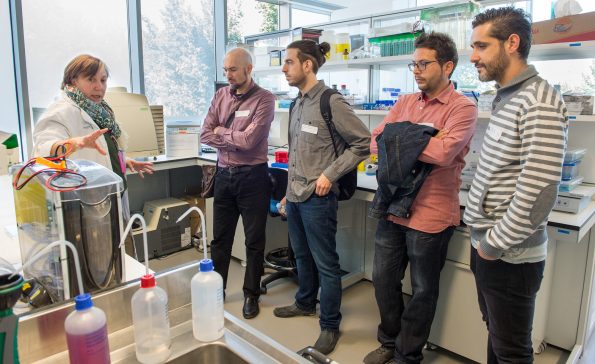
[215,81,229,91]
[268,111,288,148]
[104,91,159,158]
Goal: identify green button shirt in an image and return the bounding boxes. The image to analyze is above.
[286,81,371,202]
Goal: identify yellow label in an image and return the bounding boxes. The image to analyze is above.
[335,43,350,54]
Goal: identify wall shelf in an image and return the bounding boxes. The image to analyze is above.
[254,41,595,76]
[275,107,389,116]
[277,108,595,122]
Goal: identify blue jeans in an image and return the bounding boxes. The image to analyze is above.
[286,193,342,330]
[471,247,544,364]
[373,219,453,364]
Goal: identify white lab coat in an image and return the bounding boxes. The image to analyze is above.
[33,91,113,169]
[33,92,131,219]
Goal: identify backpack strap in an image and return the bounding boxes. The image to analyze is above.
[320,88,341,158]
[288,96,299,146]
[288,96,298,117]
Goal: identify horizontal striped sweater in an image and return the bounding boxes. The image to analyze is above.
[463,65,568,260]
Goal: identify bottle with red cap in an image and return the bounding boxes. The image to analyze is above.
[131,274,171,363]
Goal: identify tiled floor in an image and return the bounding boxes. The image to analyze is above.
[149,247,573,364]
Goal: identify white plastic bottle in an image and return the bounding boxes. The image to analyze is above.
[191,259,224,342]
[131,274,171,364]
[319,30,336,61]
[65,293,111,364]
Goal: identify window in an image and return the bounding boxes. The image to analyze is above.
[0,1,19,137]
[227,0,279,46]
[21,0,130,119]
[292,7,330,27]
[141,0,216,122]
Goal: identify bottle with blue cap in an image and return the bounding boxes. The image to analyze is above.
[191,258,224,342]
[64,293,110,364]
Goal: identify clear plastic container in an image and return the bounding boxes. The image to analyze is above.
[65,293,110,364]
[559,176,584,192]
[319,30,335,61]
[335,33,350,60]
[191,259,224,342]
[561,160,581,181]
[564,148,587,163]
[131,274,171,364]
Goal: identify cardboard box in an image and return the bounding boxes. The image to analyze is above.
[179,195,206,237]
[291,27,322,42]
[563,95,595,115]
[531,11,595,44]
[269,50,282,66]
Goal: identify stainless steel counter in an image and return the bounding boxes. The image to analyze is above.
[18,264,309,363]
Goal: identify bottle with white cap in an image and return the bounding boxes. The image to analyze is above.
[131,274,171,363]
[191,258,224,342]
[64,293,110,364]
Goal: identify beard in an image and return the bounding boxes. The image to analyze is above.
[476,47,509,82]
[229,69,250,91]
[287,72,306,88]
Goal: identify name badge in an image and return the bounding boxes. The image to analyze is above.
[301,124,318,134]
[419,122,434,127]
[235,110,250,117]
[486,124,502,141]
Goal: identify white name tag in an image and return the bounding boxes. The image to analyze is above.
[301,124,318,134]
[235,110,250,117]
[419,122,434,127]
[486,124,502,141]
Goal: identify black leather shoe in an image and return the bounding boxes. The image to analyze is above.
[242,296,259,319]
[313,329,340,355]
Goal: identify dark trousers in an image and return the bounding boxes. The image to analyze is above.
[286,193,342,330]
[373,219,453,364]
[471,247,544,364]
[211,163,270,298]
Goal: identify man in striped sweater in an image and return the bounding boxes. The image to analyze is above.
[464,7,568,363]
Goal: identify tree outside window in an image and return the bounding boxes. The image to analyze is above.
[142,0,215,121]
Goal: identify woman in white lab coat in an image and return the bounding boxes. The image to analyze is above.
[33,54,154,218]
[33,54,153,179]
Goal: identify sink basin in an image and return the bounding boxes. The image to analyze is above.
[18,264,310,364]
[169,343,249,364]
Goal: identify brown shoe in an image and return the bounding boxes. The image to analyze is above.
[273,302,316,318]
[313,329,340,355]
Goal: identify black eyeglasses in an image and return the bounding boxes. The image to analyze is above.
[407,60,438,71]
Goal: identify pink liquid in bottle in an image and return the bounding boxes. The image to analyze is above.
[65,294,111,364]
[66,325,110,364]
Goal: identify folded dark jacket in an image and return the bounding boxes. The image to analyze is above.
[369,121,437,219]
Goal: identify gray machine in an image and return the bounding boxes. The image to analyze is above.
[554,185,595,214]
[133,198,191,262]
[11,159,124,302]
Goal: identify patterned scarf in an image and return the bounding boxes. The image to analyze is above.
[65,86,122,138]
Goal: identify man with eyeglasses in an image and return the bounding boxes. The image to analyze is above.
[200,47,275,320]
[364,32,477,364]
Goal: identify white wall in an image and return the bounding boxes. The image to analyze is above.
[328,0,416,21]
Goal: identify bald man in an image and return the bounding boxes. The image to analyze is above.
[200,48,276,319]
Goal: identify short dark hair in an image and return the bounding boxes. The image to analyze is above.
[62,54,109,89]
[472,6,532,60]
[286,40,330,74]
[414,32,458,78]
